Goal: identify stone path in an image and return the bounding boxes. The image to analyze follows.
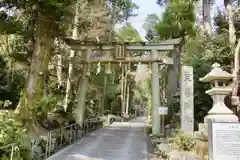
[47,117,148,160]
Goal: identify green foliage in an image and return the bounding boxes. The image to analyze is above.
[0,11,23,34]
[214,10,240,40]
[133,74,152,124]
[0,111,30,160]
[156,0,199,6]
[7,35,32,65]
[117,23,142,42]
[0,0,143,158]
[182,34,233,125]
[0,55,26,109]
[110,0,139,22]
[35,95,59,117]
[143,0,196,41]
[0,0,77,40]
[142,13,160,33]
[178,5,240,124]
[170,130,195,151]
[146,79,152,125]
[155,0,196,39]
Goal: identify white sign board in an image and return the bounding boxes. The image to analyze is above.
[180,66,194,133]
[158,107,168,115]
[209,123,240,160]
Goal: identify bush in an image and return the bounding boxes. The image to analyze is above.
[170,130,195,151]
[0,111,31,160]
[150,132,165,145]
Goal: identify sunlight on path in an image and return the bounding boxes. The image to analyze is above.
[47,117,148,160]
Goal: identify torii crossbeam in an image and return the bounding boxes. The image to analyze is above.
[64,38,182,65]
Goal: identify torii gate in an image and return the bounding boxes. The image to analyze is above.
[64,37,182,134]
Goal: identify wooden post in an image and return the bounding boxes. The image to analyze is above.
[123,65,128,114]
[121,66,125,115]
[125,62,131,115]
[125,84,130,115]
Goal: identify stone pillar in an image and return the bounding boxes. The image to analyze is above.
[151,49,161,134]
[75,49,91,126]
[195,63,238,160]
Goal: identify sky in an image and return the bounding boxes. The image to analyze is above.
[128,0,164,39]
[115,0,164,40]
[116,0,225,40]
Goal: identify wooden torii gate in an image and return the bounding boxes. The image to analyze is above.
[64,37,182,134]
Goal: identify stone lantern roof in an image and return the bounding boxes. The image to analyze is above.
[199,63,233,82]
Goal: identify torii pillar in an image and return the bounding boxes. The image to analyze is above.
[151,49,161,134]
[63,37,183,134]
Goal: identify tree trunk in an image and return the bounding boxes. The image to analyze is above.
[227,2,238,113]
[64,2,80,111]
[227,3,236,48]
[232,40,240,97]
[202,0,212,36]
[43,51,51,97]
[15,13,54,130]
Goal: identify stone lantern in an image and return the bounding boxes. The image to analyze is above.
[195,63,238,160]
[199,63,238,129]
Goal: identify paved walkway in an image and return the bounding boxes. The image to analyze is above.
[47,117,148,160]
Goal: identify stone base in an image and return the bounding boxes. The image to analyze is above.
[194,113,238,160]
[195,133,208,160]
[204,114,238,134]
